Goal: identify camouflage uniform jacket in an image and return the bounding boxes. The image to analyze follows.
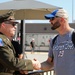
[0,33,33,75]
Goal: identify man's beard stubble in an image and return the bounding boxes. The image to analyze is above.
[51,21,61,30]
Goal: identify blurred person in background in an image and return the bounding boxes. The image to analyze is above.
[30,38,35,54]
[11,40,23,59]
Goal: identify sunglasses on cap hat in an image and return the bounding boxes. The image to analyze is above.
[50,17,55,21]
[49,16,60,21]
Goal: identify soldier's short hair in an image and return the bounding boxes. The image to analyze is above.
[0,11,15,23]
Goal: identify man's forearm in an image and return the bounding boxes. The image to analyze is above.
[41,61,54,71]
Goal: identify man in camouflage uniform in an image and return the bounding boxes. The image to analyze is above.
[0,11,40,75]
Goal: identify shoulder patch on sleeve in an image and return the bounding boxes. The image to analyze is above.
[0,38,4,46]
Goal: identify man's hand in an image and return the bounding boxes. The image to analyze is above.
[32,58,41,70]
[20,70,28,74]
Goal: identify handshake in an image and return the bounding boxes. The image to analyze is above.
[19,58,41,75]
[32,58,41,70]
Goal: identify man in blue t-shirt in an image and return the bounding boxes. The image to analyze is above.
[39,9,75,75]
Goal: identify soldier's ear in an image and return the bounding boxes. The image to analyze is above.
[1,22,6,28]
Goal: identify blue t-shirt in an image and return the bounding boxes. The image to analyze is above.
[49,29,75,75]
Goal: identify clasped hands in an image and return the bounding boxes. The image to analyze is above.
[32,58,41,70]
[20,58,41,74]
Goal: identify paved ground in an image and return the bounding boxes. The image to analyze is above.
[25,46,49,52]
[24,52,48,63]
[24,46,49,62]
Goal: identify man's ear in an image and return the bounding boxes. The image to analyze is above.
[60,18,66,23]
[1,23,6,28]
[61,18,64,22]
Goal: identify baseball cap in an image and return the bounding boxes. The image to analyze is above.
[0,11,15,23]
[45,9,69,20]
[0,11,19,26]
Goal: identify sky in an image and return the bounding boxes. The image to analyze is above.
[0,0,75,23]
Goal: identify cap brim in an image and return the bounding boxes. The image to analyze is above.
[45,14,55,19]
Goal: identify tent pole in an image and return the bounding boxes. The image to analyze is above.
[20,20,26,58]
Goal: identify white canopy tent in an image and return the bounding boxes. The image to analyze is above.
[0,0,62,52]
[0,0,61,20]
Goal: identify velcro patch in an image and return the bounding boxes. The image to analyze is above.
[0,38,4,46]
